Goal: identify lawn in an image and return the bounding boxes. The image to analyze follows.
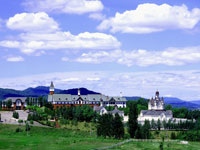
[0,124,119,150]
[0,124,200,150]
[108,139,200,150]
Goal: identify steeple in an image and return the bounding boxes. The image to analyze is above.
[49,81,54,95]
[78,88,80,96]
[148,90,164,110]
[155,90,159,99]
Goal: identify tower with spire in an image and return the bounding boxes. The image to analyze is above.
[49,81,55,95]
[148,90,164,110]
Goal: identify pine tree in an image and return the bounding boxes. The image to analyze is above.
[97,113,113,138]
[113,113,124,139]
[128,101,138,138]
[143,120,151,139]
[157,119,161,130]
[135,124,142,139]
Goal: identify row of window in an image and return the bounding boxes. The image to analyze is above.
[53,101,126,105]
[54,101,100,105]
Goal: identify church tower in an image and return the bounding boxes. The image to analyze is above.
[148,90,164,110]
[49,81,55,95]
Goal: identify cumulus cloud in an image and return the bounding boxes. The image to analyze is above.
[0,31,121,55]
[6,56,24,62]
[71,46,200,66]
[7,12,59,33]
[0,12,121,55]
[97,3,200,33]
[89,13,105,20]
[23,0,103,14]
[0,70,200,100]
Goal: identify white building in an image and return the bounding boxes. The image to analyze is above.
[138,91,173,125]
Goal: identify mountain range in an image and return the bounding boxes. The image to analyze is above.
[0,86,200,109]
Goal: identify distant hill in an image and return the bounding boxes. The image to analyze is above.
[164,97,200,109]
[0,86,100,100]
[0,86,49,100]
[58,87,100,95]
[125,96,200,110]
[189,100,200,105]
[125,96,142,101]
[0,86,200,109]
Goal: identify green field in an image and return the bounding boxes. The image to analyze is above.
[0,124,200,150]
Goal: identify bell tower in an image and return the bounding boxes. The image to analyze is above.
[49,81,55,95]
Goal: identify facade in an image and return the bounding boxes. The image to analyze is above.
[2,97,27,110]
[47,81,127,109]
[138,91,173,125]
[2,97,40,110]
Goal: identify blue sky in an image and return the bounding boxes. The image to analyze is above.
[0,0,200,100]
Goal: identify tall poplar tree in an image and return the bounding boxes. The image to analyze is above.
[113,113,124,139]
[128,101,138,138]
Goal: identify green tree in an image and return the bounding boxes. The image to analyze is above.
[13,111,19,119]
[97,113,113,138]
[151,119,156,130]
[165,104,172,110]
[128,101,138,138]
[0,101,2,109]
[135,124,142,139]
[112,113,124,139]
[6,99,12,108]
[157,119,161,130]
[25,122,30,136]
[143,120,151,139]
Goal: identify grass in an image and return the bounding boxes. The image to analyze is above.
[0,124,200,150]
[0,124,119,150]
[110,140,200,150]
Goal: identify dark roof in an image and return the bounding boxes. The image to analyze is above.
[3,97,27,103]
[141,110,172,116]
[93,106,105,112]
[108,107,124,115]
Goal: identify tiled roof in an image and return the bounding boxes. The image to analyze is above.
[48,94,127,102]
[3,97,27,103]
[141,110,172,116]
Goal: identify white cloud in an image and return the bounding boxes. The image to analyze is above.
[0,31,121,55]
[7,12,59,33]
[6,56,24,62]
[97,3,200,33]
[0,70,200,100]
[89,13,105,20]
[23,0,103,15]
[72,46,200,66]
[0,18,3,29]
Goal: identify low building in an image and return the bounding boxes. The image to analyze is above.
[2,97,40,110]
[47,82,127,109]
[2,97,27,110]
[94,104,124,118]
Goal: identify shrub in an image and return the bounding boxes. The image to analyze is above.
[18,119,23,124]
[170,132,176,139]
[15,127,23,133]
[30,120,34,124]
[25,122,30,131]
[13,111,19,119]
